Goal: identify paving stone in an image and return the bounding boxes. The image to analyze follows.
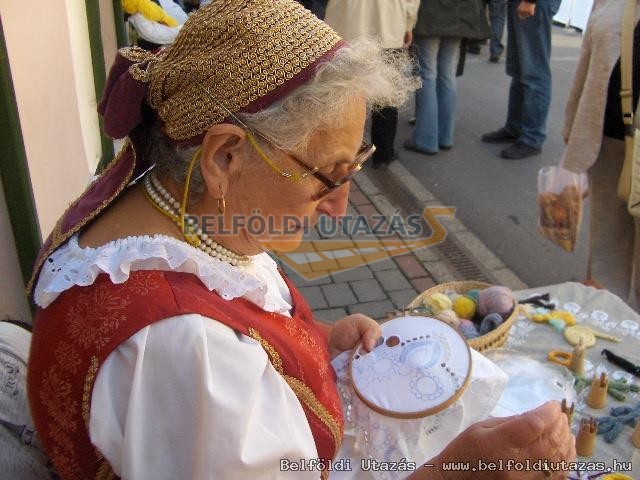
[348,300,395,321]
[395,254,428,278]
[346,204,359,217]
[413,246,441,262]
[330,266,374,282]
[354,172,380,196]
[350,278,386,302]
[283,264,332,283]
[297,286,328,309]
[411,276,436,293]
[349,189,370,206]
[374,269,412,292]
[389,288,420,309]
[355,203,380,217]
[314,307,347,323]
[369,257,397,271]
[490,268,528,290]
[368,194,398,217]
[321,283,357,307]
[421,261,458,284]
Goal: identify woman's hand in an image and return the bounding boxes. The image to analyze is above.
[404,31,414,49]
[409,401,576,480]
[328,314,382,359]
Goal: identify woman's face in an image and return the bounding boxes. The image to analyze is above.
[225,97,367,254]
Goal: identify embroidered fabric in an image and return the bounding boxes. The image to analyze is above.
[34,235,293,314]
[331,349,508,480]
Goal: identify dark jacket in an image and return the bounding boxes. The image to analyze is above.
[414,0,491,39]
[295,0,328,18]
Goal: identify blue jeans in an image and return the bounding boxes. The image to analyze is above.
[413,36,461,152]
[489,0,506,58]
[504,0,560,148]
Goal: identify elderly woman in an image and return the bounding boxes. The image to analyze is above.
[26,1,574,479]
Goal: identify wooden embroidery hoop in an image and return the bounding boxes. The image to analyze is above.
[349,316,473,419]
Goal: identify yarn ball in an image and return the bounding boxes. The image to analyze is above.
[453,295,476,319]
[479,312,504,335]
[466,289,481,302]
[549,310,577,326]
[478,286,515,317]
[435,309,460,328]
[425,293,453,314]
[548,318,566,332]
[458,318,480,339]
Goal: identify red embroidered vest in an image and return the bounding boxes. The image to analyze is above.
[28,270,343,480]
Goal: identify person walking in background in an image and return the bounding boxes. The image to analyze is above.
[488,0,506,63]
[562,0,640,310]
[405,0,491,155]
[325,0,419,168]
[481,0,561,159]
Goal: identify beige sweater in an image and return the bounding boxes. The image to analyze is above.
[562,0,640,173]
[324,0,420,49]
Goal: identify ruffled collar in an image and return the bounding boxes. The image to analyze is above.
[34,235,293,314]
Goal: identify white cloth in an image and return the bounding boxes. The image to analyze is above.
[0,323,54,480]
[324,0,420,49]
[34,234,293,314]
[331,350,508,480]
[91,314,318,479]
[158,0,188,25]
[129,13,182,46]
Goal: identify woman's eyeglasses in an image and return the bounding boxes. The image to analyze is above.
[200,86,375,200]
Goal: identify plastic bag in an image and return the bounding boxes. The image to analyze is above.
[538,166,588,252]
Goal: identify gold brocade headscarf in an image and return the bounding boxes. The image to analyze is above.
[102,0,343,143]
[28,0,344,294]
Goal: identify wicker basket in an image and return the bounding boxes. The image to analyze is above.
[408,281,519,352]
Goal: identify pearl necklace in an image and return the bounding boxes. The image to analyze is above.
[143,173,251,267]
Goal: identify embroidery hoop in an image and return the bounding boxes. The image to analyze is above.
[349,316,472,419]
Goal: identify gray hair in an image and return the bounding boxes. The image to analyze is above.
[153,38,418,201]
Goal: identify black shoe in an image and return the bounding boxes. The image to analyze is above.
[439,144,452,151]
[404,139,437,155]
[500,141,541,159]
[481,128,519,144]
[467,45,481,55]
[408,116,416,126]
[489,55,500,63]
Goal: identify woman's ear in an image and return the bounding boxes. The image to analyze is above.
[199,123,247,196]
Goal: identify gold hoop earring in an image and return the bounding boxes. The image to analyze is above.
[217,185,226,214]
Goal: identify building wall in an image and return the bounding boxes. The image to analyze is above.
[100,0,119,73]
[0,180,31,323]
[0,1,100,239]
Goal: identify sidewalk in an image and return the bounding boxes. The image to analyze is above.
[278,161,528,323]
